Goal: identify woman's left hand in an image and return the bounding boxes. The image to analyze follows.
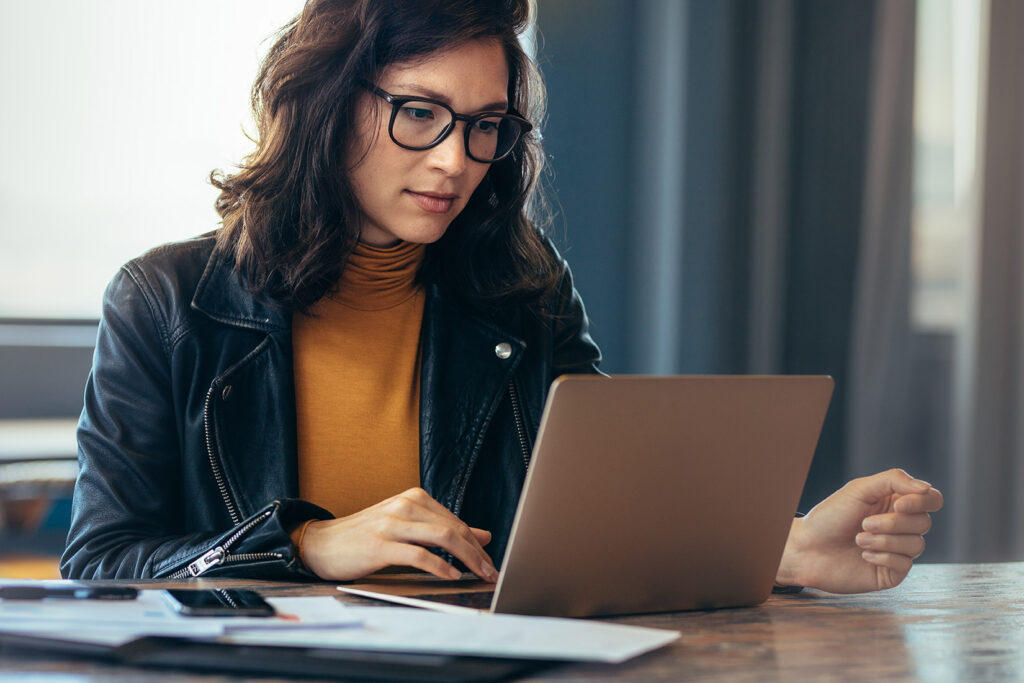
[774,468,944,594]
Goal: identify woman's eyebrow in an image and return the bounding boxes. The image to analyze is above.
[390,83,509,112]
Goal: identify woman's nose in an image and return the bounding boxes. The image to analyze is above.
[426,125,470,175]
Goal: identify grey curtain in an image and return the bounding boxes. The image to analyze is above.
[845,4,918,482]
[539,0,876,509]
[849,0,1024,562]
[949,0,1024,562]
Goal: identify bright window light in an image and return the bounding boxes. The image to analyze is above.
[0,1,306,319]
[910,0,986,331]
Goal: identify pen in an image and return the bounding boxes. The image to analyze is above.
[0,586,139,601]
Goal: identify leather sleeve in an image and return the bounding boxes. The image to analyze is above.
[60,267,330,580]
[548,250,604,377]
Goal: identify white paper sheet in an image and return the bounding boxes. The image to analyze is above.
[223,606,680,663]
[0,586,360,645]
[0,581,677,663]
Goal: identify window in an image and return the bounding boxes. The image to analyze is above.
[0,1,306,319]
[910,0,986,331]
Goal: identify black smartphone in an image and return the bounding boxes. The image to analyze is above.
[162,589,276,617]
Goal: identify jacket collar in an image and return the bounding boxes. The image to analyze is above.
[191,250,291,332]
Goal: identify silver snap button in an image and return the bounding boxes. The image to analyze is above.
[494,342,512,360]
[221,385,233,400]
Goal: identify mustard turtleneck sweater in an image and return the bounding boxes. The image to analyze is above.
[292,240,426,518]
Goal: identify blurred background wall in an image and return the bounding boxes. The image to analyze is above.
[1,0,1021,573]
[538,0,875,517]
[537,0,1023,563]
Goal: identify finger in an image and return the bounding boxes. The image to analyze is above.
[860,550,913,576]
[846,468,935,502]
[388,489,492,545]
[856,532,926,559]
[862,512,931,535]
[381,491,492,557]
[893,488,944,514]
[384,542,464,580]
[390,520,498,582]
[471,527,492,546]
[379,490,496,578]
[403,507,494,568]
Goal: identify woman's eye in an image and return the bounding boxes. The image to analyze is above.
[474,119,499,134]
[400,106,435,122]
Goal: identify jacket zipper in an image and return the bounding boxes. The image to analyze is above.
[204,381,241,526]
[507,379,531,472]
[168,509,281,578]
[452,379,531,517]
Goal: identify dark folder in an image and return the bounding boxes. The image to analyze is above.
[0,631,554,681]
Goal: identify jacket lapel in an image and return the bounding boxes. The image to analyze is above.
[191,251,527,518]
[190,251,298,517]
[419,284,525,512]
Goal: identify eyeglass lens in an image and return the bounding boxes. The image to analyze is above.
[391,100,524,162]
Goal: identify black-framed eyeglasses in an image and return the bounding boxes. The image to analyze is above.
[362,82,533,163]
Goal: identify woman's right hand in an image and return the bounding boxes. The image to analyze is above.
[298,487,498,583]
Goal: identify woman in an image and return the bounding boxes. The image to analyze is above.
[62,0,942,594]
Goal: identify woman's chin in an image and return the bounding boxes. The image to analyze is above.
[358,223,449,247]
[392,222,453,246]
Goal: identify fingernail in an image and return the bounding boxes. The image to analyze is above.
[484,563,497,581]
[448,566,461,579]
[856,532,875,547]
[863,518,881,532]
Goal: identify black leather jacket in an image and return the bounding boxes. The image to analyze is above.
[61,233,601,580]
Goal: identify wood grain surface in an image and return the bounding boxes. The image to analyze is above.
[0,562,1019,681]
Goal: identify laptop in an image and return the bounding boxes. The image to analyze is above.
[338,375,833,618]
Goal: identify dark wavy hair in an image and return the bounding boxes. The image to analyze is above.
[211,0,560,314]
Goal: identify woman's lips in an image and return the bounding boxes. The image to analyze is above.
[406,190,456,214]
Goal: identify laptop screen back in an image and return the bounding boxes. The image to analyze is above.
[491,375,833,617]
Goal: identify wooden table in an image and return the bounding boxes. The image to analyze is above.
[0,562,1019,681]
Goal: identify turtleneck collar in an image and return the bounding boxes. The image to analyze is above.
[330,240,426,311]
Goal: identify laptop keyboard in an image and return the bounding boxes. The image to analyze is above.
[414,590,495,610]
